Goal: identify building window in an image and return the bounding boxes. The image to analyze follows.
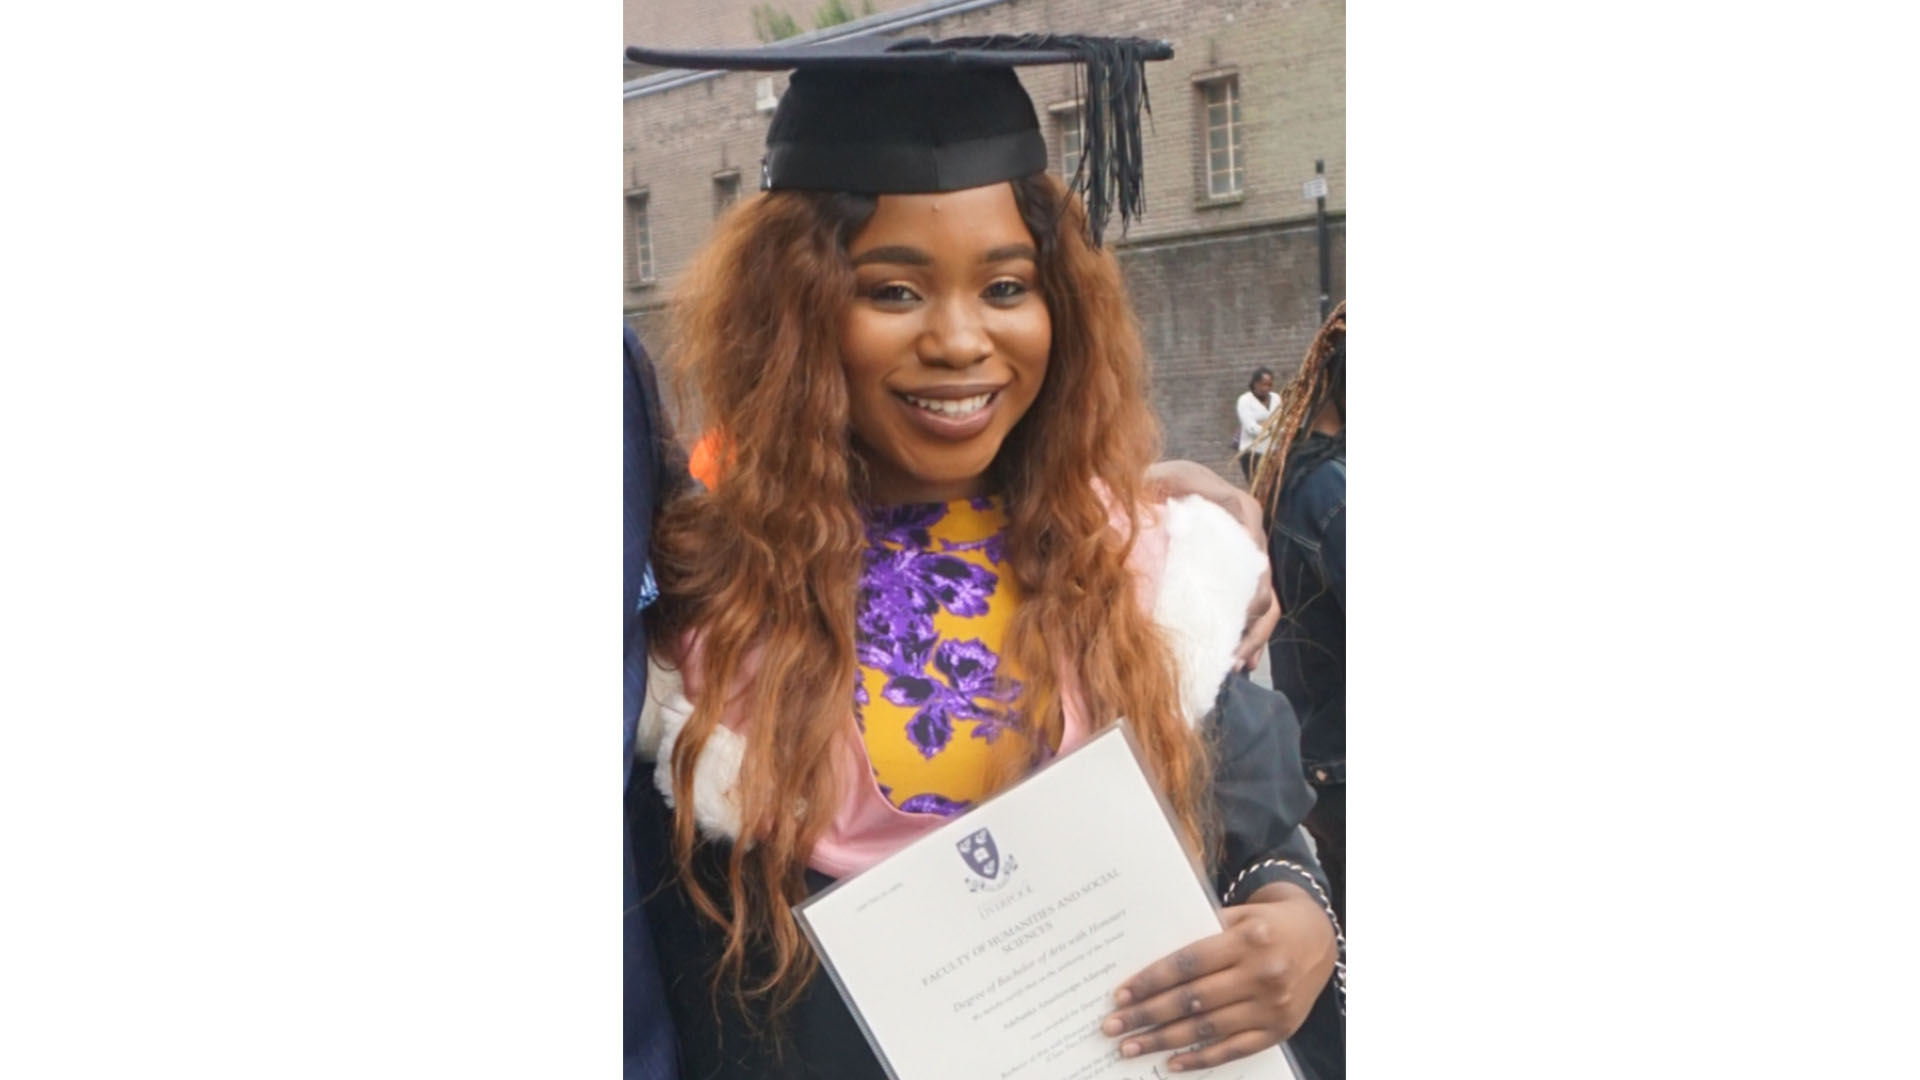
[1200,77,1244,198]
[713,171,741,218]
[627,191,653,284]
[1057,106,1084,181]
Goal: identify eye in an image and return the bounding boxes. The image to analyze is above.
[983,279,1030,302]
[867,283,922,304]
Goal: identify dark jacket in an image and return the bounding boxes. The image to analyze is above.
[626,327,680,1080]
[1267,433,1346,784]
[630,675,1345,1080]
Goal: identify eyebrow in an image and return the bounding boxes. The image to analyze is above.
[850,245,931,268]
[848,243,1039,268]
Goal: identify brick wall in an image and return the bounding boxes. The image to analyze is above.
[624,0,1345,481]
[1120,218,1345,473]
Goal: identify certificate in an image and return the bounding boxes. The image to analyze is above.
[795,725,1301,1080]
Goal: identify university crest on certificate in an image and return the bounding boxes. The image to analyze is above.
[796,725,1302,1080]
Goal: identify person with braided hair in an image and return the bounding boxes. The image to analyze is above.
[1252,303,1347,921]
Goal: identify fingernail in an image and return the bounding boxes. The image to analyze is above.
[1102,1017,1123,1036]
[1168,1063,1184,1073]
[1121,1042,1139,1058]
[1114,988,1132,1006]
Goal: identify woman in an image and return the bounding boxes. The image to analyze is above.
[626,35,1343,1080]
[1236,367,1277,482]
[1252,304,1346,920]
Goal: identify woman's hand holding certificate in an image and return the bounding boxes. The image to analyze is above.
[794,726,1324,1080]
[1103,883,1337,1071]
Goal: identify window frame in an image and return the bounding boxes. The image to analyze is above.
[1194,73,1245,200]
[1049,100,1085,184]
[626,188,654,287]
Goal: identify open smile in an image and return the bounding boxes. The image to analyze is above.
[900,391,997,419]
[891,386,1006,439]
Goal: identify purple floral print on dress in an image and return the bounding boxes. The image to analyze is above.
[865,502,944,550]
[855,547,945,671]
[943,535,1006,568]
[920,553,996,618]
[882,638,1005,757]
[898,793,972,815]
[855,500,1023,802]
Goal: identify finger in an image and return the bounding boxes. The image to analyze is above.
[1114,1000,1266,1059]
[1166,1028,1278,1072]
[1251,578,1281,638]
[1234,576,1280,672]
[1232,585,1272,670]
[1105,967,1247,1038]
[1233,620,1262,671]
[1107,929,1239,1012]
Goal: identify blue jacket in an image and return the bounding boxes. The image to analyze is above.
[625,327,678,1079]
[1266,433,1346,782]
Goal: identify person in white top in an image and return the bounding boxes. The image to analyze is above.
[1235,366,1277,482]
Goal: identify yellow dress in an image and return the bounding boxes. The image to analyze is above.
[854,496,1028,815]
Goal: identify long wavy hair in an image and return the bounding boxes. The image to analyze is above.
[648,173,1204,1020]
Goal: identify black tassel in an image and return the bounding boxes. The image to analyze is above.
[903,34,1166,247]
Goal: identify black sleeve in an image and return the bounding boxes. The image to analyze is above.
[1208,674,1348,1037]
[1208,674,1335,913]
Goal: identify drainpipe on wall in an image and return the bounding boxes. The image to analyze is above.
[1315,158,1331,321]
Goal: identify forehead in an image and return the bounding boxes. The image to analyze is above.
[849,182,1033,253]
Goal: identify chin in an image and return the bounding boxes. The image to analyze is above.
[911,462,993,492]
[903,449,1001,493]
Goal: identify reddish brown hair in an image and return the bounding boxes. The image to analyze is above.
[649,173,1203,1019]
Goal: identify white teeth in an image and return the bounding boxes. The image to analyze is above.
[903,393,993,418]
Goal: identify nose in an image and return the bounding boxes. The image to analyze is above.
[917,294,991,369]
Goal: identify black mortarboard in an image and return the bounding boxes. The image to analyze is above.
[624,34,1173,246]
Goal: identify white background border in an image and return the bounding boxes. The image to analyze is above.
[4,2,1917,1076]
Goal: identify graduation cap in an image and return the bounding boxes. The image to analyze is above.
[624,34,1173,246]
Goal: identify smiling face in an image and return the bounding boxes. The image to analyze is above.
[839,182,1051,505]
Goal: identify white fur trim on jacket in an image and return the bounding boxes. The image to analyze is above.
[639,658,745,840]
[635,494,1265,841]
[1150,495,1269,726]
